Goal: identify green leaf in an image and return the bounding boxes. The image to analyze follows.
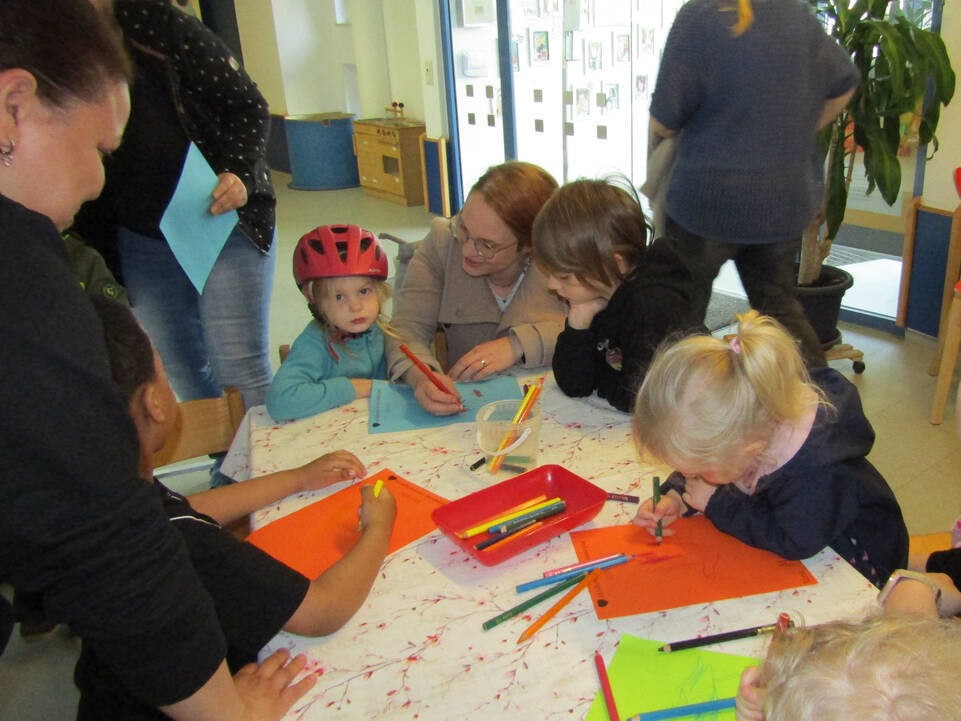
[824,134,848,240]
[919,98,940,146]
[860,122,902,205]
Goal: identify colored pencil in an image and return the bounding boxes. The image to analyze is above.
[458,495,555,538]
[489,377,543,472]
[516,555,626,592]
[544,553,627,578]
[626,697,736,721]
[659,613,793,652]
[481,572,586,631]
[488,500,565,534]
[399,343,459,399]
[652,476,663,544]
[516,569,600,643]
[594,651,620,721]
[607,492,640,503]
[476,520,543,551]
[372,479,384,498]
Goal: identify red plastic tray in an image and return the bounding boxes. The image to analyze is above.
[431,464,607,565]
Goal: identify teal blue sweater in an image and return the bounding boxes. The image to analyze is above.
[266,322,386,421]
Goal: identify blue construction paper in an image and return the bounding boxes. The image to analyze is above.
[160,142,239,293]
[368,377,523,434]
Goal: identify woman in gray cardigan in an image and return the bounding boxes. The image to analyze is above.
[387,161,566,415]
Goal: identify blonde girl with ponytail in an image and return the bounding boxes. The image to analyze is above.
[631,311,908,587]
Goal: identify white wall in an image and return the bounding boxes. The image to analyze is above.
[922,3,961,211]
[234,0,287,114]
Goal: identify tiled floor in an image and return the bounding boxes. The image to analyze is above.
[2,174,958,721]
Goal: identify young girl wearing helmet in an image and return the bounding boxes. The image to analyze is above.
[266,225,396,421]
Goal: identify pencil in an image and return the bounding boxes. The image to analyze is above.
[543,553,628,578]
[489,377,542,473]
[475,520,543,551]
[659,612,793,652]
[399,343,458,399]
[626,697,736,721]
[517,554,627,592]
[652,476,663,544]
[607,492,640,503]
[594,651,620,721]
[487,500,565,534]
[459,496,559,538]
[516,569,600,643]
[372,479,384,498]
[481,572,586,631]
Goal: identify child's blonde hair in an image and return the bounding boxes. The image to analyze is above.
[632,310,823,467]
[531,177,653,291]
[761,614,961,721]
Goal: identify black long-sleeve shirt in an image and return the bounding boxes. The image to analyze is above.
[0,193,225,705]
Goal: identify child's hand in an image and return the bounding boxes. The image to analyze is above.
[566,297,610,330]
[681,476,718,512]
[412,373,465,416]
[298,451,366,492]
[357,483,397,532]
[234,649,317,721]
[350,378,373,398]
[735,666,766,721]
[631,490,683,537]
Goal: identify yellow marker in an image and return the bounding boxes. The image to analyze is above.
[461,497,563,538]
[373,479,384,498]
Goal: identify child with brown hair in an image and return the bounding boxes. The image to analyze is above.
[531,178,704,412]
[267,224,395,421]
[631,310,907,585]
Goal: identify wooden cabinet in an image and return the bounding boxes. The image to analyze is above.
[353,118,425,206]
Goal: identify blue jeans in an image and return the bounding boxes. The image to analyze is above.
[118,226,276,408]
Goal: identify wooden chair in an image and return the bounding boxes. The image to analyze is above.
[153,387,245,468]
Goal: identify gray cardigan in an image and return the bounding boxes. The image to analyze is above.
[386,217,566,378]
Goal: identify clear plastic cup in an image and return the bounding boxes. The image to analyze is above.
[475,399,541,475]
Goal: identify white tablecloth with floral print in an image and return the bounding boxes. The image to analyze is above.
[222,373,878,721]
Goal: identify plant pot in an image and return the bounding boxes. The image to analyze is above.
[795,264,853,349]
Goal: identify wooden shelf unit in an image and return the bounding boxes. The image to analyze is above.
[353,118,425,206]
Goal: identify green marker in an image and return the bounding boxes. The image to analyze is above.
[481,572,587,631]
[652,476,663,544]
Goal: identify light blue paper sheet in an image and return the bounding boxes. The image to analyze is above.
[159,142,239,293]
[368,377,523,434]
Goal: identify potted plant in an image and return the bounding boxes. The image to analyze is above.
[797,0,955,345]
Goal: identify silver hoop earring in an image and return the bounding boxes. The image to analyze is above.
[0,139,13,167]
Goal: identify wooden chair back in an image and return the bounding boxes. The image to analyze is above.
[153,387,245,468]
[279,344,291,363]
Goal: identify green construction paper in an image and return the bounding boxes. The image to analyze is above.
[586,635,758,721]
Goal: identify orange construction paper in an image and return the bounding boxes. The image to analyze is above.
[246,469,447,579]
[570,516,817,619]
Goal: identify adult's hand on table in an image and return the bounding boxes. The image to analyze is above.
[235,649,317,721]
[210,172,248,215]
[449,337,518,382]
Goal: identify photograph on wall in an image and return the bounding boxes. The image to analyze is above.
[640,26,656,53]
[605,82,619,110]
[588,40,603,71]
[461,0,495,26]
[565,31,584,61]
[614,33,630,62]
[575,87,591,115]
[531,29,551,63]
[634,73,648,98]
[511,35,522,72]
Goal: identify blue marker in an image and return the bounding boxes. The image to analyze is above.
[488,500,566,535]
[515,553,630,592]
[627,697,736,720]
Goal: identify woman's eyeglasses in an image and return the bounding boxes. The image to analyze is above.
[449,216,517,260]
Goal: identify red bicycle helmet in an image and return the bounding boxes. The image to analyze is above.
[293,224,389,289]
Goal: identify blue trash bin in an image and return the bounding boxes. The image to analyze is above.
[285,112,360,190]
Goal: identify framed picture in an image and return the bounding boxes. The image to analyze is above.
[575,87,591,115]
[511,37,521,72]
[461,0,495,26]
[605,82,620,110]
[531,29,551,64]
[614,33,631,62]
[641,26,656,53]
[634,73,649,98]
[564,31,583,61]
[588,40,603,71]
